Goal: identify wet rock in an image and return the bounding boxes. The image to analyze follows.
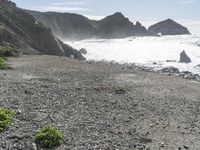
[179,50,191,63]
[159,66,180,74]
[166,59,176,62]
[79,48,87,55]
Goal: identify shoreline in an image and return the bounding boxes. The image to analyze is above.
[86,59,200,82]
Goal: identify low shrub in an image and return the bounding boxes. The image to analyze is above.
[0,108,14,132]
[0,57,11,69]
[36,126,64,148]
[114,85,126,94]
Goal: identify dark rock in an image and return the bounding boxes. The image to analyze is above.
[166,60,176,62]
[179,50,191,63]
[179,71,198,80]
[148,19,190,35]
[79,48,87,55]
[159,67,180,74]
[133,21,148,36]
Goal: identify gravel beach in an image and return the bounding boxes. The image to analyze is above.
[0,55,200,150]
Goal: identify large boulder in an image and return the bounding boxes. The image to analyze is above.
[79,48,87,55]
[179,50,191,63]
[148,19,190,35]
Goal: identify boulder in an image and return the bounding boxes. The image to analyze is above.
[179,50,191,63]
[79,48,87,55]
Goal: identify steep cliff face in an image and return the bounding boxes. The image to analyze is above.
[148,19,190,35]
[27,10,98,40]
[27,11,149,40]
[97,12,136,38]
[0,0,84,59]
[133,21,148,36]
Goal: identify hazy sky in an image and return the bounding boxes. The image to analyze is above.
[12,0,200,33]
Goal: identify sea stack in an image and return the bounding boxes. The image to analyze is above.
[148,19,190,35]
[179,50,191,63]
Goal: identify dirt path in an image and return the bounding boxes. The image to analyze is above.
[0,55,200,150]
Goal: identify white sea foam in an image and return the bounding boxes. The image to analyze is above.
[65,34,200,74]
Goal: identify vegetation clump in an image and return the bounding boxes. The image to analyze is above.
[94,84,108,92]
[36,126,64,148]
[114,85,126,94]
[0,108,14,132]
[139,132,152,144]
[0,57,11,69]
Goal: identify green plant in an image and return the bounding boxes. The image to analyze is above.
[93,84,107,92]
[0,108,14,132]
[0,57,11,69]
[36,126,64,148]
[114,85,126,94]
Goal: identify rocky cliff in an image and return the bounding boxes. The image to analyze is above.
[27,11,149,40]
[27,10,98,40]
[0,0,84,59]
[148,19,190,35]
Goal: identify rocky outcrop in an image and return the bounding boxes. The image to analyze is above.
[0,0,84,59]
[97,12,143,38]
[148,19,190,35]
[79,48,87,55]
[179,50,191,63]
[133,21,148,36]
[27,11,149,40]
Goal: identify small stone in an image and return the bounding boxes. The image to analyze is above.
[150,124,154,127]
[32,143,37,150]
[183,146,189,149]
[17,109,22,115]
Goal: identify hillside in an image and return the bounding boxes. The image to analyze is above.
[27,10,191,40]
[0,0,84,59]
[27,11,149,40]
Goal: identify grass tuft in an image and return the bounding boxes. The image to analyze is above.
[0,57,11,69]
[114,85,126,94]
[0,108,15,132]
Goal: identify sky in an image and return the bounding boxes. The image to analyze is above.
[12,0,200,34]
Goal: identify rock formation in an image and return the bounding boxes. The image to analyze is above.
[27,11,149,40]
[79,48,87,55]
[179,50,191,63]
[27,10,191,40]
[148,19,190,35]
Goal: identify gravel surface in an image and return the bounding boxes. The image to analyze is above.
[0,55,200,150]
